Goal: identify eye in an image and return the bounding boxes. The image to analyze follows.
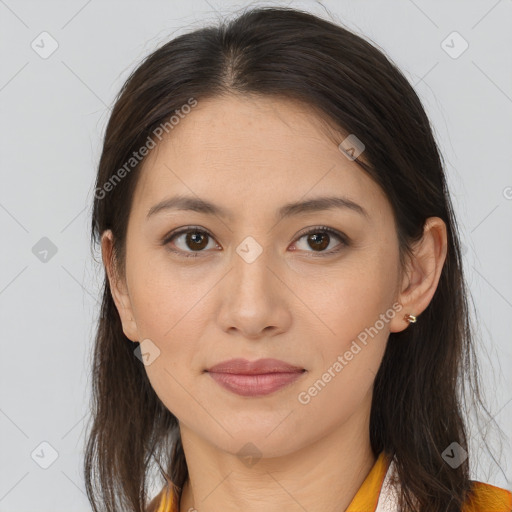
[292,226,348,257]
[162,225,348,259]
[163,226,218,258]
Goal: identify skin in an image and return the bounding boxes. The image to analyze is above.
[101,94,447,512]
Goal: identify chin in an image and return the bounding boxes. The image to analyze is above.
[208,428,306,461]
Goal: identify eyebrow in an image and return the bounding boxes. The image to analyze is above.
[146,194,369,221]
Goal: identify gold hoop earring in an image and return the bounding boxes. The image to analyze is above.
[404,314,417,324]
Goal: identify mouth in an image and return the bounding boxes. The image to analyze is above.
[205,358,306,397]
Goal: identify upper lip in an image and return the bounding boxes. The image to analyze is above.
[206,358,305,375]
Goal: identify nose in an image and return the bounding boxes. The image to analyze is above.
[216,245,292,340]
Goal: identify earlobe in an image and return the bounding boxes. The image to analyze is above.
[389,217,448,334]
[100,230,139,342]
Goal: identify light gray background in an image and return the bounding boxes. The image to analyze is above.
[1,0,511,510]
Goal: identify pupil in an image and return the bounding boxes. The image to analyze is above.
[309,233,329,251]
[187,232,208,250]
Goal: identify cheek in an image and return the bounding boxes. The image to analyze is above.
[126,245,210,342]
[295,297,390,433]
[131,276,205,418]
[313,254,398,348]
[124,252,219,406]
[302,249,398,396]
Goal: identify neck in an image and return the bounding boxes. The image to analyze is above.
[177,404,376,512]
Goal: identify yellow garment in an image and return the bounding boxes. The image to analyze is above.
[153,452,512,512]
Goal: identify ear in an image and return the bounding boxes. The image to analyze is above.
[389,217,448,333]
[101,230,139,342]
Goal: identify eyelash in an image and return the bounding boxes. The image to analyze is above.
[162,225,349,259]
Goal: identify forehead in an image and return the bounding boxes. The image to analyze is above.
[132,95,390,223]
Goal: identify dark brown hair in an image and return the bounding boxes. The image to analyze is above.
[85,6,506,512]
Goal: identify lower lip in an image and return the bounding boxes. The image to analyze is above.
[207,371,305,397]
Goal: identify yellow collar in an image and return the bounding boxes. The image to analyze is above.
[345,451,390,511]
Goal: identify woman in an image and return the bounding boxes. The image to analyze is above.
[85,6,512,512]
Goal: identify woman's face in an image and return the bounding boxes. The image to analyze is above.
[105,94,409,458]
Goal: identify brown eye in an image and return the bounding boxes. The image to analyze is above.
[163,227,217,258]
[293,226,348,255]
[306,232,330,251]
[183,231,209,250]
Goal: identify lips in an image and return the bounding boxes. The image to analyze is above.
[205,358,306,397]
[206,358,305,375]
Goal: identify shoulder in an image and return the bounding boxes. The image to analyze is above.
[462,481,512,512]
